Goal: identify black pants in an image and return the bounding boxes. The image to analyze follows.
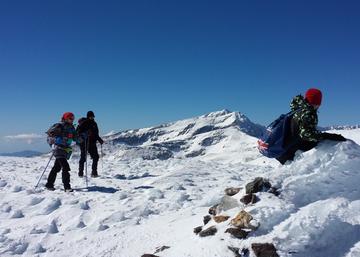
[79,142,99,176]
[46,158,71,189]
[276,140,318,164]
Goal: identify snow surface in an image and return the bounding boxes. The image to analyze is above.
[0,110,359,257]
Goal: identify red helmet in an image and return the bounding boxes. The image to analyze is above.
[305,88,322,106]
[62,112,75,121]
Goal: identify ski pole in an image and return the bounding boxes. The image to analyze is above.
[101,144,104,174]
[85,136,88,188]
[35,152,54,189]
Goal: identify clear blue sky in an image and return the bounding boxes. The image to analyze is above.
[1,0,359,152]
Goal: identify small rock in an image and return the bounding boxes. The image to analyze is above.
[225,228,249,239]
[228,246,249,257]
[225,187,241,196]
[251,243,279,257]
[203,215,211,225]
[231,210,258,230]
[154,245,170,253]
[199,226,217,237]
[209,204,218,215]
[245,177,271,194]
[240,194,258,205]
[213,215,230,223]
[267,187,280,196]
[228,246,241,257]
[193,226,203,234]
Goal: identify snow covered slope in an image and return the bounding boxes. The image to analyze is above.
[0,111,359,257]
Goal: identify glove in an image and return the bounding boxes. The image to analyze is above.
[321,132,347,142]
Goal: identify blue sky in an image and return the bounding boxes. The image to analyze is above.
[0,0,359,152]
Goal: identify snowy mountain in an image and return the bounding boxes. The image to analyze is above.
[100,109,265,162]
[0,110,360,257]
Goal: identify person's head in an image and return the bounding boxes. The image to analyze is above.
[87,111,95,120]
[62,112,75,124]
[305,88,322,110]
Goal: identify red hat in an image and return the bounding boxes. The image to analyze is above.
[305,88,322,106]
[62,112,75,120]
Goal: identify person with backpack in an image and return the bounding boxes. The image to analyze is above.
[45,112,78,192]
[76,111,104,178]
[258,88,346,164]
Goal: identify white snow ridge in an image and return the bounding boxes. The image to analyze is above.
[0,110,359,257]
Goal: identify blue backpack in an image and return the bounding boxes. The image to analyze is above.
[258,110,298,158]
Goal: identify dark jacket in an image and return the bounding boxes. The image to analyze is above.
[289,95,322,143]
[47,122,77,159]
[76,118,103,144]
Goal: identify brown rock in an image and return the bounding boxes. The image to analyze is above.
[231,210,253,228]
[199,226,217,237]
[203,215,211,225]
[213,215,230,223]
[225,227,249,239]
[225,187,241,196]
[251,243,279,257]
[240,193,258,205]
[193,226,202,234]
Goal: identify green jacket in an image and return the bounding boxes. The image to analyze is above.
[290,95,322,142]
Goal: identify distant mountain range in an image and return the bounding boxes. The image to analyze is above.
[0,150,44,157]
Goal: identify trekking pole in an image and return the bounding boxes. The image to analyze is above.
[35,152,54,189]
[85,136,89,188]
[101,144,104,174]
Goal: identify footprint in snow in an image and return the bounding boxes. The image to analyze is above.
[79,201,90,210]
[11,210,24,219]
[29,197,45,206]
[42,198,61,215]
[76,221,86,229]
[30,228,46,234]
[33,243,46,253]
[48,220,59,234]
[0,180,7,187]
[6,241,29,255]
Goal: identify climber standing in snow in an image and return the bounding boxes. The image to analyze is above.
[276,88,347,164]
[76,111,104,178]
[45,112,78,192]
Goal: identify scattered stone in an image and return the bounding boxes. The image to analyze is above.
[209,204,218,215]
[245,177,271,194]
[228,246,241,257]
[213,215,230,223]
[228,247,249,257]
[231,210,259,230]
[268,187,280,196]
[225,228,249,239]
[193,226,203,234]
[154,246,170,254]
[141,255,159,257]
[203,215,212,225]
[199,226,217,237]
[225,187,241,196]
[216,196,239,213]
[251,243,279,257]
[240,193,258,205]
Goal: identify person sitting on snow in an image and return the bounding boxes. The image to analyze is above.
[276,88,346,164]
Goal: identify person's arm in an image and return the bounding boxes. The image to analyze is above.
[94,123,104,144]
[298,110,322,142]
[321,132,347,141]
